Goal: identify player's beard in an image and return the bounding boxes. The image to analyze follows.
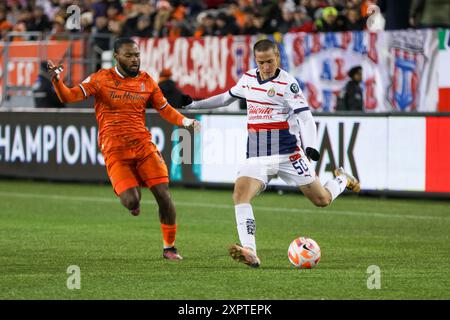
[119,61,140,77]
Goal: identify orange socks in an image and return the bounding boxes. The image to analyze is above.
[160,223,177,249]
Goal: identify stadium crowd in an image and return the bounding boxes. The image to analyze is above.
[1,0,449,42]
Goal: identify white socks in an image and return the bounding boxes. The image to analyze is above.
[234,203,256,252]
[324,175,348,202]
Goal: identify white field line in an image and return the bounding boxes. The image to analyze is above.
[0,191,448,222]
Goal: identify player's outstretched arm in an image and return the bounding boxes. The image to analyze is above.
[182,91,237,110]
[47,60,85,103]
[297,110,320,161]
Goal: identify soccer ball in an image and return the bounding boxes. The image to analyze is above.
[288,237,321,269]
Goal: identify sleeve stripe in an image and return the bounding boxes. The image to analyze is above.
[294,106,310,114]
[159,102,168,110]
[79,84,87,98]
[228,89,245,100]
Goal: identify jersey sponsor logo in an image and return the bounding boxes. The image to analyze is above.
[248,105,273,121]
[267,87,275,97]
[109,91,147,102]
[290,83,299,93]
[141,83,145,92]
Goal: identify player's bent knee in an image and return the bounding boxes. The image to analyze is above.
[312,196,331,208]
[120,196,140,211]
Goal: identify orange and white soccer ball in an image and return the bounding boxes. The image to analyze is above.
[288,237,321,269]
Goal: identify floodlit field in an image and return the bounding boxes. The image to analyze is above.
[1,180,449,300]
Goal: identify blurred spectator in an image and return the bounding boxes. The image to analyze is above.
[314,6,346,32]
[108,20,123,37]
[304,0,327,21]
[158,68,190,109]
[33,61,65,108]
[227,1,246,30]
[40,0,63,20]
[48,15,68,40]
[336,66,364,111]
[409,0,450,28]
[106,3,126,24]
[28,6,52,32]
[261,1,284,34]
[166,17,193,39]
[0,8,13,40]
[344,7,366,31]
[241,8,258,35]
[277,2,296,34]
[214,11,240,36]
[153,0,172,37]
[194,12,216,38]
[93,16,111,50]
[135,14,153,38]
[289,6,315,33]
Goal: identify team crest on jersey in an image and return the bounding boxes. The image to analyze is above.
[114,80,120,87]
[290,83,299,93]
[267,87,275,97]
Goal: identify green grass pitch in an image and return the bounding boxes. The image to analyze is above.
[0,179,449,300]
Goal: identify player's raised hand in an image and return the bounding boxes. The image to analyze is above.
[182,118,201,132]
[46,60,64,81]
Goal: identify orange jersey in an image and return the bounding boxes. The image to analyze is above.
[52,67,185,153]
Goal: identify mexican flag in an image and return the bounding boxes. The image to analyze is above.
[439,29,450,111]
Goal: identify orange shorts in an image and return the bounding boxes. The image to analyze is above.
[103,142,169,196]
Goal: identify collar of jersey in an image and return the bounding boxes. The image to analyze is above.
[256,68,281,85]
[114,66,140,79]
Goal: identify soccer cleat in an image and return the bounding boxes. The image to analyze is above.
[163,247,183,260]
[228,244,260,268]
[334,167,361,192]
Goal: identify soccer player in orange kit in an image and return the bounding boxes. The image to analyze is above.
[47,38,199,260]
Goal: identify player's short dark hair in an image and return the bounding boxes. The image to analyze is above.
[114,37,137,53]
[253,39,279,56]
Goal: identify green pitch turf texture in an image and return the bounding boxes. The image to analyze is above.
[1,179,449,300]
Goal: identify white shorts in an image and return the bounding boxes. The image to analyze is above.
[236,149,317,187]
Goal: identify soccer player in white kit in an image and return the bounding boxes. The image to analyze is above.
[183,39,360,268]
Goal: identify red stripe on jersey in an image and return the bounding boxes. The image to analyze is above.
[276,93,284,97]
[246,99,277,106]
[245,73,257,78]
[271,80,288,85]
[248,121,289,131]
[250,87,267,92]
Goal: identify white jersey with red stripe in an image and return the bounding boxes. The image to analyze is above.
[229,68,310,158]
